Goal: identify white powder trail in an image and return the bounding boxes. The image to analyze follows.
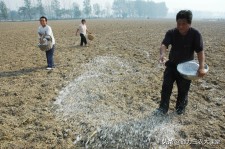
[54,56,181,148]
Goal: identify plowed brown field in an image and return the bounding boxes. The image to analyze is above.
[0,19,224,148]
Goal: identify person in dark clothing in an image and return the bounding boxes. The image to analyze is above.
[156,10,206,115]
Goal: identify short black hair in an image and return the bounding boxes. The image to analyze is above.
[40,16,47,22]
[176,10,192,24]
[81,19,86,22]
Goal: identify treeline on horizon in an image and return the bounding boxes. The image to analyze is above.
[0,0,168,21]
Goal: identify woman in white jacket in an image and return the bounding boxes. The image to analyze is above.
[38,16,55,70]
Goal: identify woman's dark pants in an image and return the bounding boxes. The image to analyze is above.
[46,45,55,68]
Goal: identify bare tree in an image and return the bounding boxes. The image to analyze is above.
[0,0,8,20]
[37,0,45,16]
[72,2,81,18]
[24,0,32,19]
[9,10,19,20]
[112,0,127,18]
[18,6,27,19]
[83,0,92,17]
[44,2,54,19]
[105,2,112,17]
[51,0,60,18]
[93,3,100,17]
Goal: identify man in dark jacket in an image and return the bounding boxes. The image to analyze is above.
[157,10,206,115]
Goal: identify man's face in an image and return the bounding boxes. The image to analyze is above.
[82,20,86,24]
[176,19,191,35]
[40,18,47,27]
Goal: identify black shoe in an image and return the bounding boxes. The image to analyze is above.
[176,107,185,115]
[154,108,168,115]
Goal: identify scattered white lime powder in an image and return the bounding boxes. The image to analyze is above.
[54,56,181,148]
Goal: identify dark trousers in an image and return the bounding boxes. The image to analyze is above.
[80,33,87,46]
[46,45,55,68]
[159,62,191,112]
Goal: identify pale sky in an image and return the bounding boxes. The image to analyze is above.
[4,0,225,13]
